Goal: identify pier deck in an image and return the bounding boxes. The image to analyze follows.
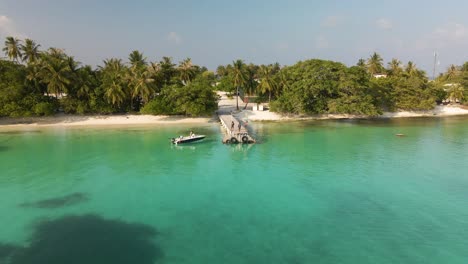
[218,114,255,144]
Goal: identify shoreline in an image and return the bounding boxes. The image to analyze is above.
[0,114,214,129]
[235,105,468,122]
[0,105,467,129]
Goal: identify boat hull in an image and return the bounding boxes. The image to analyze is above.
[171,135,206,144]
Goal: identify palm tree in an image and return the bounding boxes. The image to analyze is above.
[100,59,127,107]
[160,56,176,85]
[178,58,195,85]
[148,62,161,74]
[3,36,22,62]
[48,47,66,59]
[356,58,366,68]
[447,84,464,103]
[127,66,154,109]
[20,39,41,64]
[216,65,228,77]
[76,66,95,99]
[277,71,290,94]
[367,52,384,75]
[257,65,277,102]
[104,81,127,107]
[387,58,402,76]
[26,62,44,93]
[39,58,71,97]
[405,61,418,77]
[271,62,281,74]
[445,64,459,81]
[66,56,80,73]
[129,50,146,68]
[231,59,248,110]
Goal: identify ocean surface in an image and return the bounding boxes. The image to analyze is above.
[1,117,468,264]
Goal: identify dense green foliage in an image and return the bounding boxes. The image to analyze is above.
[141,77,218,116]
[0,38,218,117]
[1,36,465,118]
[269,58,449,115]
[269,59,438,115]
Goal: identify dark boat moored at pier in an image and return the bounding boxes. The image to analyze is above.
[171,135,206,144]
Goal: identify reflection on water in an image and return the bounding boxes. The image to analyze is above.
[228,143,254,153]
[172,145,196,151]
[0,130,42,135]
[0,214,162,264]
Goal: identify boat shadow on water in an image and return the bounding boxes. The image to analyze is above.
[0,214,163,264]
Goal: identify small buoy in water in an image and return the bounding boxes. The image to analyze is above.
[396,133,405,137]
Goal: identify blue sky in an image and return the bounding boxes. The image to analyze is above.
[1,0,468,75]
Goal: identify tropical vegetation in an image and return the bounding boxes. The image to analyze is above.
[0,38,217,117]
[1,36,466,118]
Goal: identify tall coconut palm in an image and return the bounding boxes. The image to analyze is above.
[405,61,418,77]
[216,65,228,77]
[356,58,366,68]
[76,66,95,99]
[160,56,176,85]
[445,64,459,81]
[3,36,22,62]
[241,64,259,108]
[447,84,464,103]
[127,65,154,109]
[367,52,384,75]
[26,62,42,92]
[277,71,290,94]
[104,81,126,107]
[48,47,66,59]
[178,58,195,85]
[231,59,248,110]
[20,39,41,64]
[39,58,71,97]
[271,62,281,74]
[129,50,146,68]
[257,65,277,102]
[387,58,402,76]
[101,59,127,107]
[66,56,80,73]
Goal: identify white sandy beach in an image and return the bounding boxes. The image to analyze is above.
[0,115,213,128]
[0,92,468,128]
[237,105,468,122]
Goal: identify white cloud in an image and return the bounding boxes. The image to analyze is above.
[0,15,24,38]
[376,18,393,30]
[321,16,343,28]
[167,31,182,45]
[433,23,468,41]
[315,35,329,49]
[0,15,14,35]
[415,22,468,51]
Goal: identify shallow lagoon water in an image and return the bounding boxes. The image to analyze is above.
[1,117,468,263]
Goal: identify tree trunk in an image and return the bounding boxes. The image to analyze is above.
[236,86,239,110]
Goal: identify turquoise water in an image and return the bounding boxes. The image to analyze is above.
[1,117,468,263]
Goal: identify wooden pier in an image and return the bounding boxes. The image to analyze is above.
[218,114,255,144]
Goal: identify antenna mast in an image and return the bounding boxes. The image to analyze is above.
[432,52,437,80]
